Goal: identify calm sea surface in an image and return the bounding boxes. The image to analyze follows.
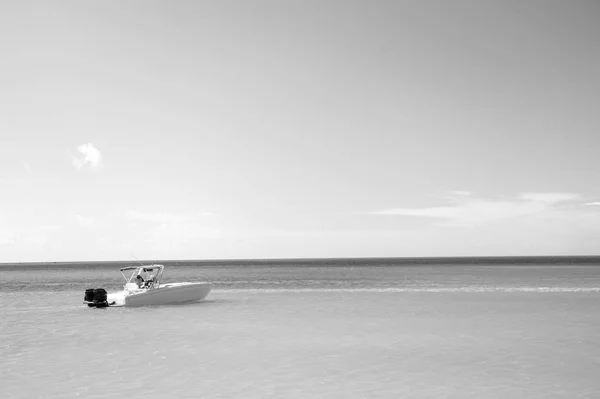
[2,257,600,398]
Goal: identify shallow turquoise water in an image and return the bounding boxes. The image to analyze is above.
[2,261,600,398]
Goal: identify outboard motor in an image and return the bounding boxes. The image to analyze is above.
[83,288,109,308]
[84,289,95,304]
[94,288,108,307]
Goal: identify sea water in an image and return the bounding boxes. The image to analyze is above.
[1,258,600,398]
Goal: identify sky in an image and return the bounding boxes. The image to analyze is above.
[1,0,599,262]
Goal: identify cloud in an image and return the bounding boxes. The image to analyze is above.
[144,222,221,248]
[448,190,471,197]
[518,192,580,204]
[123,210,220,255]
[585,201,600,206]
[125,211,184,223]
[125,210,215,223]
[23,225,61,246]
[76,215,96,228]
[0,224,61,247]
[72,143,103,170]
[372,207,457,218]
[370,192,582,227]
[22,161,32,174]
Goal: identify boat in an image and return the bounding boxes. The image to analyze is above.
[83,264,212,307]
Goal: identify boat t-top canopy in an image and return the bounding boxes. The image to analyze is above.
[120,264,165,288]
[120,265,164,272]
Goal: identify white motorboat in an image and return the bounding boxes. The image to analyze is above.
[83,264,211,307]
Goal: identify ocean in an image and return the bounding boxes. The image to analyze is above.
[1,257,600,398]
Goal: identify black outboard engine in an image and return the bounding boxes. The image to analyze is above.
[94,288,108,308]
[83,288,109,308]
[84,289,95,304]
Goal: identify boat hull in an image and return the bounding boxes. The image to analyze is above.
[126,283,212,307]
[107,282,212,307]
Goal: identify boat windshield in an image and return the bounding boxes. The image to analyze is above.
[120,265,164,288]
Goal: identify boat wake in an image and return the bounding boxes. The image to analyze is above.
[213,286,600,294]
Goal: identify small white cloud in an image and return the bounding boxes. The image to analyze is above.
[125,210,215,223]
[0,230,15,245]
[72,143,103,170]
[39,225,61,232]
[76,215,96,228]
[372,207,457,218]
[1,224,61,247]
[585,201,600,206]
[125,211,184,223]
[22,161,32,174]
[123,210,220,254]
[144,222,221,247]
[448,190,471,196]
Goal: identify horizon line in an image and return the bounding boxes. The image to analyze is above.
[1,254,600,266]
